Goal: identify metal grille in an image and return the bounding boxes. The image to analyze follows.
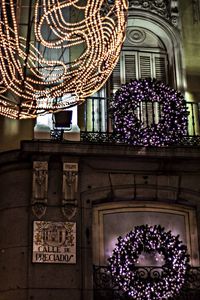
[93,265,200,300]
[81,97,200,147]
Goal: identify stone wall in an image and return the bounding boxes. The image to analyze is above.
[0,141,200,300]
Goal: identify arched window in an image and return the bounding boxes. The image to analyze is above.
[84,4,184,133]
[111,27,169,95]
[109,5,184,95]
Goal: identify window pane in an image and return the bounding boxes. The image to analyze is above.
[124,53,137,82]
[154,54,168,83]
[111,60,121,93]
[139,53,152,79]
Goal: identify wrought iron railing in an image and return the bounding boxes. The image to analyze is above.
[93,265,200,300]
[80,97,200,146]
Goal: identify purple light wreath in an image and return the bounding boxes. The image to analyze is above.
[110,78,188,146]
[108,224,190,300]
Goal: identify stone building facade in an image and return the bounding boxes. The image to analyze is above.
[0,141,200,299]
[0,0,200,299]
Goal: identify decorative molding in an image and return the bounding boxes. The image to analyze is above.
[193,0,200,23]
[126,28,146,44]
[125,27,165,49]
[62,163,78,220]
[62,205,77,221]
[32,161,48,219]
[129,0,179,27]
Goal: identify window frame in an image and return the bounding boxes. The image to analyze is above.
[111,50,169,95]
[93,202,199,267]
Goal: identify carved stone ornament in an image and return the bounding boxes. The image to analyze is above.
[32,161,48,219]
[192,0,200,23]
[127,28,146,44]
[62,163,78,220]
[62,204,77,221]
[129,0,179,27]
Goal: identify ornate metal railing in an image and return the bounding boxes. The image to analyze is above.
[93,265,200,300]
[80,97,200,146]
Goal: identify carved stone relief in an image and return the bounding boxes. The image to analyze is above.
[193,0,200,23]
[125,27,165,49]
[62,162,78,220]
[129,0,179,27]
[32,161,48,218]
[126,28,146,44]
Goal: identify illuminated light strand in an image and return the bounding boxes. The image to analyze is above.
[0,0,128,118]
[108,224,190,300]
[110,78,188,146]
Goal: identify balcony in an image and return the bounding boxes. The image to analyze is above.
[93,265,200,300]
[80,97,200,147]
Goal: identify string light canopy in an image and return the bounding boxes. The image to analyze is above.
[0,0,128,119]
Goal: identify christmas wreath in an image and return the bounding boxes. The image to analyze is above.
[108,224,189,300]
[110,78,188,146]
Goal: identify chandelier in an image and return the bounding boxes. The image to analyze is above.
[0,0,128,119]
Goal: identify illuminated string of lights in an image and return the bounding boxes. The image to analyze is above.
[110,78,188,146]
[0,0,128,118]
[108,224,190,300]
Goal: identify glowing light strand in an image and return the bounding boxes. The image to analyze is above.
[108,224,190,300]
[0,0,128,118]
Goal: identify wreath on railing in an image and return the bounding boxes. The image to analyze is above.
[110,78,188,146]
[108,224,190,300]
